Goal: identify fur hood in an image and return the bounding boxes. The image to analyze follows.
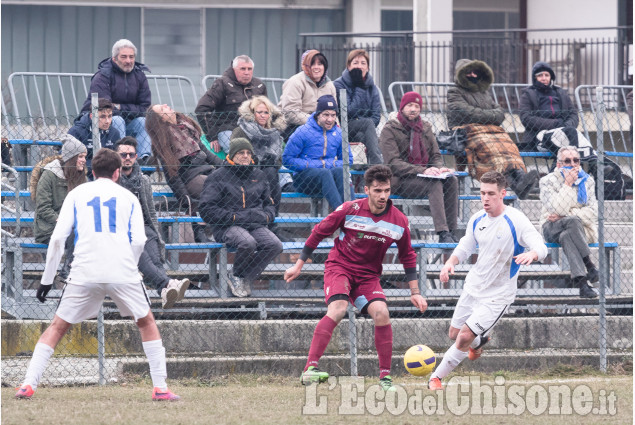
[238,100,287,132]
[454,59,495,93]
[43,158,65,179]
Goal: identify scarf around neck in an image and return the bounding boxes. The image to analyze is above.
[397,112,428,166]
[560,166,589,204]
[238,117,282,159]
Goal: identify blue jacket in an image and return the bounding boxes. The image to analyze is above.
[68,113,121,160]
[282,113,353,172]
[80,58,151,123]
[333,69,382,126]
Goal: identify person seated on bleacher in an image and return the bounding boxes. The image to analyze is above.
[539,146,599,299]
[380,91,459,244]
[279,50,336,140]
[195,55,267,157]
[231,96,287,218]
[145,103,222,242]
[282,95,354,210]
[68,98,120,177]
[31,135,87,283]
[518,61,580,152]
[333,49,383,165]
[199,138,283,298]
[115,137,190,309]
[80,39,152,163]
[447,58,538,199]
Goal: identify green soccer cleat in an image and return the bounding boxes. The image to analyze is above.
[379,375,397,392]
[300,366,329,385]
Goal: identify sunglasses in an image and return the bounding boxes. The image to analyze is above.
[119,152,136,158]
[562,158,580,165]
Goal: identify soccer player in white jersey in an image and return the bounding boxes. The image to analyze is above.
[15,149,180,401]
[428,171,548,390]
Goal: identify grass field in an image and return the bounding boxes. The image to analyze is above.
[2,368,632,425]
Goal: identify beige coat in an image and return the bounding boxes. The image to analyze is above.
[279,71,336,126]
[539,171,598,243]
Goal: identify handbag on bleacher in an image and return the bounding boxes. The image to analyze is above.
[436,128,467,154]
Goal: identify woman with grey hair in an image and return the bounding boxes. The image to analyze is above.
[231,96,288,215]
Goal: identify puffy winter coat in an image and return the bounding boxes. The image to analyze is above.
[447,59,504,129]
[34,160,69,243]
[282,113,353,172]
[279,72,337,126]
[80,58,151,122]
[333,69,382,126]
[68,113,121,160]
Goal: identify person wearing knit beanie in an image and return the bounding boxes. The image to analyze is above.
[399,92,423,112]
[314,95,337,118]
[228,137,254,161]
[60,134,88,163]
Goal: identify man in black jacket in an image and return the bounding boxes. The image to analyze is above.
[199,138,282,297]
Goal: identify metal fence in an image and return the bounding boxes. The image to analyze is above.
[1,88,632,387]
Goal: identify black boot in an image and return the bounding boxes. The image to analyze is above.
[193,224,211,243]
[574,276,597,299]
[507,169,538,200]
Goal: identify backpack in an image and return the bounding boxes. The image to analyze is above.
[30,155,61,202]
[582,156,627,201]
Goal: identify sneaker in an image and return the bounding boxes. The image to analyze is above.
[468,335,491,361]
[379,375,396,392]
[152,387,180,401]
[579,282,598,299]
[300,366,329,385]
[168,278,190,301]
[227,274,248,298]
[428,377,443,391]
[586,268,599,284]
[161,286,179,309]
[15,384,34,399]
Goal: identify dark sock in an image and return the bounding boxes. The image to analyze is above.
[582,256,596,271]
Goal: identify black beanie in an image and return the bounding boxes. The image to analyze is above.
[229,137,254,160]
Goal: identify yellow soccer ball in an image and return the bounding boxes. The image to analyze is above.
[404,344,436,376]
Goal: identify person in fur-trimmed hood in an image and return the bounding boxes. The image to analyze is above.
[231,95,287,216]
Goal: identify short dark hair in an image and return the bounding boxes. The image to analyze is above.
[97,98,113,111]
[92,148,122,178]
[364,164,392,187]
[480,171,507,190]
[114,136,138,153]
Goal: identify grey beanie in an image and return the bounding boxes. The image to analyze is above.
[61,134,87,163]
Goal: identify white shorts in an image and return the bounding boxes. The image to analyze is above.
[450,292,510,337]
[56,281,151,324]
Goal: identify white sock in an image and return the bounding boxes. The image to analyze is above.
[431,344,469,380]
[142,339,167,391]
[470,335,482,349]
[23,343,55,390]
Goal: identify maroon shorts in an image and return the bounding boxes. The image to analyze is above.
[323,264,386,312]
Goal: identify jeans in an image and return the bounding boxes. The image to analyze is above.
[217,131,232,154]
[223,226,283,280]
[293,167,354,210]
[111,116,151,158]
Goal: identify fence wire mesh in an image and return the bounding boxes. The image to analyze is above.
[1,84,632,387]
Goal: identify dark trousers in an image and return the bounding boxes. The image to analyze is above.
[543,216,590,278]
[349,118,383,164]
[223,226,283,280]
[58,234,75,280]
[261,166,282,215]
[395,175,459,232]
[293,167,355,210]
[138,225,170,293]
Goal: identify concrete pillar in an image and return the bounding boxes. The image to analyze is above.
[347,0,381,46]
[413,0,453,82]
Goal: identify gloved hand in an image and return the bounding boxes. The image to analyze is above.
[36,284,52,303]
[349,68,365,87]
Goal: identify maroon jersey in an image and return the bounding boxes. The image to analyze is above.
[302,199,417,280]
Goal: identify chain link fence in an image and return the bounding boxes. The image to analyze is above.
[2,84,632,387]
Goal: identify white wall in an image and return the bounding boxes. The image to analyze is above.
[413,0,453,82]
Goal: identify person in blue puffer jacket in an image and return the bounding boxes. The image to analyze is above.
[282,95,354,209]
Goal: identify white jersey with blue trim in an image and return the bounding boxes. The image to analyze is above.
[41,178,147,286]
[452,206,548,303]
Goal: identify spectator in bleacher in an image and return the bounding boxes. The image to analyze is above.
[447,58,538,199]
[115,137,190,309]
[279,50,336,140]
[333,49,383,165]
[518,61,580,152]
[539,146,598,299]
[145,104,222,242]
[231,96,287,218]
[80,39,152,163]
[68,98,120,177]
[199,138,283,298]
[282,95,354,210]
[195,55,267,156]
[32,135,87,283]
[380,91,459,244]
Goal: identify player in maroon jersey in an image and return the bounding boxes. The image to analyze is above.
[284,164,428,391]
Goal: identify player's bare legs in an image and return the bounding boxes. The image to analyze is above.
[366,301,395,391]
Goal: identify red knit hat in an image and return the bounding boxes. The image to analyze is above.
[399,91,423,111]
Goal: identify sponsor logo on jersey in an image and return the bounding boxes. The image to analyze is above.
[357,232,364,239]
[362,234,387,243]
[372,291,384,295]
[344,215,404,240]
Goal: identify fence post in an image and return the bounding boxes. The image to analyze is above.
[97,307,106,385]
[91,93,101,154]
[595,86,607,373]
[347,305,358,376]
[339,89,352,203]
